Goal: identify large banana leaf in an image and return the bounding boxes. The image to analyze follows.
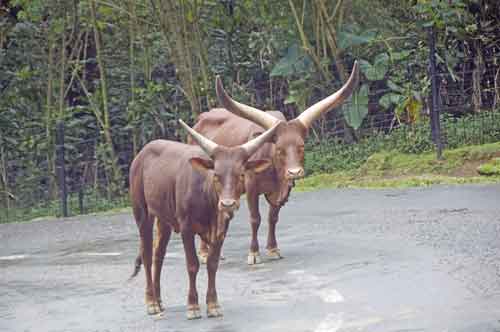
[343,84,369,130]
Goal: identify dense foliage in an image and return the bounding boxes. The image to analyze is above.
[0,0,499,221]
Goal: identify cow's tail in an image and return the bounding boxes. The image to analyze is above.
[129,253,142,280]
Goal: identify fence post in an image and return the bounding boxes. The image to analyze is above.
[428,26,443,159]
[78,188,84,215]
[55,121,68,217]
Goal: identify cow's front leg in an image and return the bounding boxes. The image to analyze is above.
[181,229,201,320]
[152,218,172,313]
[247,188,262,265]
[266,202,283,260]
[206,240,224,318]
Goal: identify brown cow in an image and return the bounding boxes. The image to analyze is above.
[129,119,278,318]
[192,61,359,265]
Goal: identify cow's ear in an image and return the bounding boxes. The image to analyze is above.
[189,157,214,174]
[245,159,272,173]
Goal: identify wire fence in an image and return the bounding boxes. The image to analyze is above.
[1,29,499,223]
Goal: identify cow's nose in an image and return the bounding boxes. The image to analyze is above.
[220,199,236,208]
[287,167,304,179]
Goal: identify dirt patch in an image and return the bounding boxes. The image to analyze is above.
[451,152,500,177]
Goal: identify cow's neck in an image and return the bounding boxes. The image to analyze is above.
[201,172,219,210]
[267,161,293,207]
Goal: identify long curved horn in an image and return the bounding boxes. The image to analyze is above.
[241,122,280,157]
[296,61,360,129]
[216,76,280,129]
[179,119,218,157]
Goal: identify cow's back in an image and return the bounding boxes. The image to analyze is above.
[191,108,285,146]
[190,108,284,195]
[130,140,214,225]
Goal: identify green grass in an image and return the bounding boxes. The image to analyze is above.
[296,142,500,191]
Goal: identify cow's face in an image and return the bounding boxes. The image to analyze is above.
[215,62,359,185]
[272,121,307,183]
[181,118,278,215]
[190,147,272,213]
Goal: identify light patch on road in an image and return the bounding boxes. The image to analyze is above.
[296,273,321,283]
[288,269,305,275]
[166,252,183,258]
[81,252,121,256]
[315,313,344,332]
[342,317,383,329]
[0,254,28,261]
[318,289,344,303]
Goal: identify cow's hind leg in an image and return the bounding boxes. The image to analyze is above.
[247,188,262,265]
[198,239,209,264]
[206,240,224,317]
[153,217,172,313]
[198,239,225,264]
[181,229,201,319]
[265,198,283,260]
[137,213,161,315]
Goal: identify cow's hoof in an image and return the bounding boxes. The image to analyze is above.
[247,251,262,265]
[186,305,202,320]
[153,311,166,320]
[198,251,208,265]
[147,302,162,315]
[158,300,165,312]
[207,303,223,318]
[267,248,282,260]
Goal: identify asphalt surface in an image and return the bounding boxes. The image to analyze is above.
[1,184,500,332]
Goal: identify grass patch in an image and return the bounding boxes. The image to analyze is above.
[0,192,130,224]
[477,158,500,176]
[296,142,500,191]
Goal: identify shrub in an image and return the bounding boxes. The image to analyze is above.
[477,158,500,176]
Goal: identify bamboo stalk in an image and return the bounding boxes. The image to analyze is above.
[128,0,139,155]
[288,0,331,81]
[58,17,67,119]
[0,134,10,216]
[90,0,123,192]
[46,26,57,199]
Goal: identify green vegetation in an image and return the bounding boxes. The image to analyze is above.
[477,158,500,176]
[305,111,500,175]
[0,190,129,223]
[297,142,500,191]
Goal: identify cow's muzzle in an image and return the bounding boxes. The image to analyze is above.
[218,199,239,211]
[286,167,304,180]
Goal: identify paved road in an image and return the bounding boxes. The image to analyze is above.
[1,184,500,332]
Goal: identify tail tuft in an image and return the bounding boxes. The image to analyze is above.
[128,254,142,280]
